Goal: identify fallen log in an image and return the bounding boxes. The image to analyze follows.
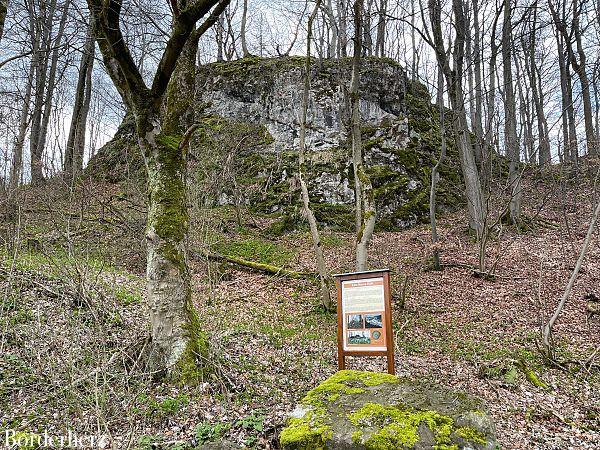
[191,250,317,279]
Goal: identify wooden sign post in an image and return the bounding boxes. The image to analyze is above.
[334,269,395,374]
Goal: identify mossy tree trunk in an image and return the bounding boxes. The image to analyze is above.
[351,0,376,272]
[88,0,225,379]
[138,107,198,374]
[141,5,228,374]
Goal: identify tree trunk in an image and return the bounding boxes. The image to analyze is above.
[29,0,58,184]
[9,52,36,191]
[0,0,7,43]
[324,0,338,58]
[141,0,233,373]
[556,28,572,161]
[337,0,348,57]
[240,0,249,58]
[139,107,197,374]
[88,0,225,378]
[362,0,373,56]
[514,55,535,164]
[140,6,209,374]
[551,0,597,157]
[465,5,482,168]
[298,0,332,310]
[374,0,387,57]
[36,0,70,173]
[564,45,578,161]
[430,0,486,238]
[483,5,502,167]
[502,0,521,223]
[352,0,376,271]
[524,5,550,165]
[550,2,578,161]
[65,18,95,177]
[571,2,597,157]
[216,13,224,61]
[430,67,446,271]
[471,0,485,175]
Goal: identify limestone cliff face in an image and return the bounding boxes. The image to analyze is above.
[88,56,461,231]
[197,57,408,151]
[195,57,460,231]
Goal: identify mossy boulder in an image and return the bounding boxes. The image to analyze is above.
[280,370,498,450]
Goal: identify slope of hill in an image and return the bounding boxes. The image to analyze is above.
[1,164,599,449]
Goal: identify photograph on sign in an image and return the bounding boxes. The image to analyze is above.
[341,277,387,351]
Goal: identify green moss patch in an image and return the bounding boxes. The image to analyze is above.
[214,237,294,267]
[349,402,487,450]
[280,410,332,450]
[301,370,398,408]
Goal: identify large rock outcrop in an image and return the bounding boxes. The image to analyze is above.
[197,56,408,149]
[88,56,461,230]
[195,57,460,230]
[280,370,498,450]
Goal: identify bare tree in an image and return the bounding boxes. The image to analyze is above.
[428,0,486,237]
[362,0,373,56]
[374,0,387,57]
[298,0,332,310]
[27,0,70,184]
[240,0,250,57]
[522,4,551,165]
[468,0,485,171]
[8,54,36,192]
[551,2,578,161]
[323,0,338,58]
[65,18,95,178]
[351,0,376,271]
[430,66,446,270]
[336,0,348,56]
[216,10,225,61]
[502,0,521,222]
[550,0,598,157]
[482,2,503,171]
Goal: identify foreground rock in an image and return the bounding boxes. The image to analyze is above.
[280,370,498,450]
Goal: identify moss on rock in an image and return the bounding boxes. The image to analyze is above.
[280,410,333,450]
[280,370,497,450]
[88,57,463,233]
[348,402,488,450]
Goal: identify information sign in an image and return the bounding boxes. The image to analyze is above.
[334,269,394,374]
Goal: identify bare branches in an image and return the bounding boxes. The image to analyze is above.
[150,0,222,97]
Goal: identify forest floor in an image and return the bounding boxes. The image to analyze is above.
[1,168,599,449]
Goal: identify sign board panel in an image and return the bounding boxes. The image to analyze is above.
[334,269,394,374]
[341,278,387,351]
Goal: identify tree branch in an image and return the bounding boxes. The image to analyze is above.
[87,0,149,108]
[151,0,222,98]
[191,0,230,46]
